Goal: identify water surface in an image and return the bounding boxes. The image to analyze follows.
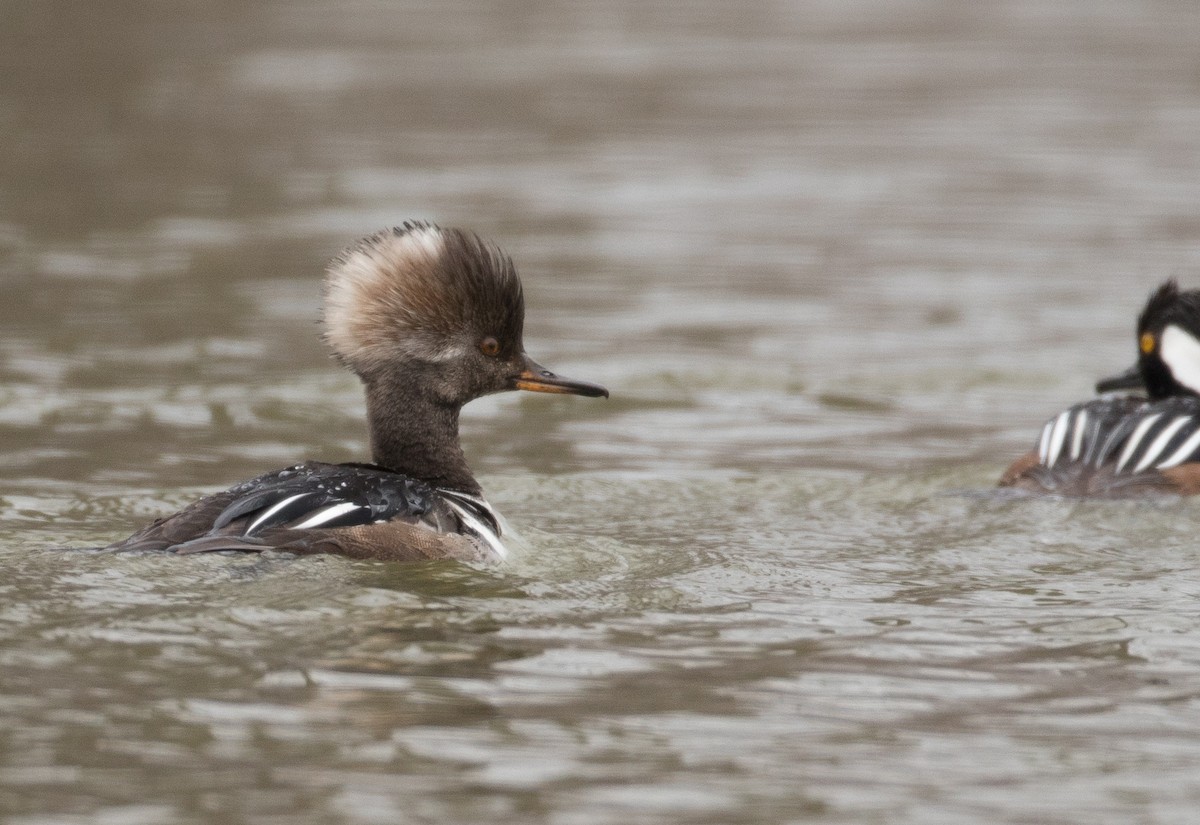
[4,1,1200,823]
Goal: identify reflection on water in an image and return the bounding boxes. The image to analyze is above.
[5,1,1200,823]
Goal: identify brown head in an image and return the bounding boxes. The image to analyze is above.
[324,222,608,408]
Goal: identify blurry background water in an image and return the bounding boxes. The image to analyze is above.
[4,1,1200,823]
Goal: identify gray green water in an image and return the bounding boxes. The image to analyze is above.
[5,1,1200,823]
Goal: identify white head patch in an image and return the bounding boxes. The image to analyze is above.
[1159,324,1200,395]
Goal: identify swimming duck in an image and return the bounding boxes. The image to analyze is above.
[1000,280,1200,496]
[106,222,608,561]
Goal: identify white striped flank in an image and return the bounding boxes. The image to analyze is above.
[1045,410,1072,468]
[448,502,506,560]
[1092,420,1131,469]
[1114,413,1163,473]
[439,491,506,560]
[292,502,363,529]
[1132,416,1193,473]
[1156,425,1200,470]
[1038,419,1054,464]
[245,493,309,535]
[1160,325,1200,396]
[1069,409,1088,461]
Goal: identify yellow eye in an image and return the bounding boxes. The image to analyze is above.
[1140,332,1157,354]
[479,337,501,357]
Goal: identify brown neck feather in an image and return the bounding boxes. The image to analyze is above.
[362,373,481,496]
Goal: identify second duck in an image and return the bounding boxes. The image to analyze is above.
[1001,280,1200,497]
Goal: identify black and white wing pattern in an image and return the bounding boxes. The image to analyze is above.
[435,488,506,560]
[111,461,507,560]
[209,462,437,535]
[1035,396,1200,475]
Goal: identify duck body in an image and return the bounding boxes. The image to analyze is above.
[1000,280,1200,497]
[1000,395,1200,497]
[104,222,607,560]
[113,462,505,562]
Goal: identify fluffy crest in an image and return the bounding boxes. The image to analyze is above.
[1139,279,1200,335]
[324,222,525,372]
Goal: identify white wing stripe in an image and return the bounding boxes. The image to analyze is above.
[1093,418,1130,468]
[1133,416,1192,474]
[1038,419,1053,463]
[245,493,309,535]
[1157,426,1200,470]
[444,498,507,560]
[292,502,362,529]
[1070,409,1087,460]
[1046,411,1072,468]
[1115,413,1163,473]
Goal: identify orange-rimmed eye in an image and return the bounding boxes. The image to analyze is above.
[479,337,501,357]
[1141,332,1157,354]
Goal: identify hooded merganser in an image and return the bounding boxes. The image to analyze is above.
[1000,280,1200,497]
[105,222,608,562]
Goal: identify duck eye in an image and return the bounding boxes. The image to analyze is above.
[479,336,501,357]
[1141,332,1157,354]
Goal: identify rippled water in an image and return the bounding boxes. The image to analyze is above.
[5,1,1200,823]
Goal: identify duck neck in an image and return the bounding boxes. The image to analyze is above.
[362,373,481,496]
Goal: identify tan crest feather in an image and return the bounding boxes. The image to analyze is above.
[324,223,524,372]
